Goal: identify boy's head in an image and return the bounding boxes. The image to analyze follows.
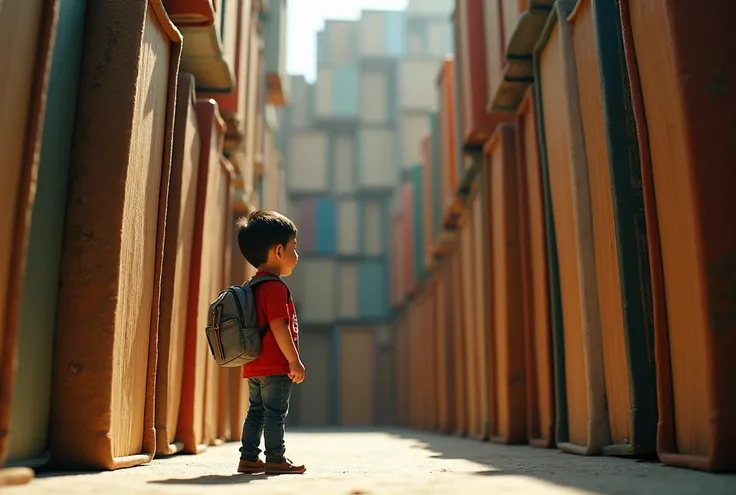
[236,210,298,276]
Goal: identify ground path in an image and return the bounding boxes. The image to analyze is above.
[5,429,736,494]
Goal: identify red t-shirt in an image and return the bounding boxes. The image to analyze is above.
[241,271,299,379]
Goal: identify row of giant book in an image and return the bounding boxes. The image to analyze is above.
[0,0,289,484]
[392,0,736,472]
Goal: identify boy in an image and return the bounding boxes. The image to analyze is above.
[235,210,306,475]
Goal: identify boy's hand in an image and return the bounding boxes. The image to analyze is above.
[288,360,306,384]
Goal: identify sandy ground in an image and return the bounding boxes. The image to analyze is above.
[4,429,736,494]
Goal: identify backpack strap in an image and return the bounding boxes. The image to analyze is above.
[245,275,291,297]
[243,275,292,337]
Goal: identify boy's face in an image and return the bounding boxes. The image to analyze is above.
[273,236,298,276]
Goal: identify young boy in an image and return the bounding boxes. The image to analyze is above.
[235,210,306,475]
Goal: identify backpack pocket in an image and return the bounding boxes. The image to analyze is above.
[205,324,223,361]
[206,317,263,366]
[218,317,242,361]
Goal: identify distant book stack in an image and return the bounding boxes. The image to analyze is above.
[279,2,454,428]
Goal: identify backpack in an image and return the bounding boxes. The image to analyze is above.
[205,274,290,367]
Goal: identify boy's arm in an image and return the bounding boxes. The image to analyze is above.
[262,282,306,383]
[271,319,305,383]
[270,318,299,363]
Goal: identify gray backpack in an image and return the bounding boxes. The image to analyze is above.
[205,274,289,367]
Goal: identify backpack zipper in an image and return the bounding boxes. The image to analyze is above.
[213,304,224,360]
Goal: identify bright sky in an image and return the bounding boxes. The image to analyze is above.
[285,0,408,82]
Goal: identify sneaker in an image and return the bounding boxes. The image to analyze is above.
[264,458,306,475]
[237,458,266,474]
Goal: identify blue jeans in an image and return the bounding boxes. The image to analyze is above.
[239,374,292,463]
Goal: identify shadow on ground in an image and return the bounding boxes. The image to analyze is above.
[383,428,736,495]
[149,473,274,485]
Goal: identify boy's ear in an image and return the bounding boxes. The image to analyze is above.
[274,243,283,258]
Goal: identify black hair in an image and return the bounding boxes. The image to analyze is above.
[236,210,298,267]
